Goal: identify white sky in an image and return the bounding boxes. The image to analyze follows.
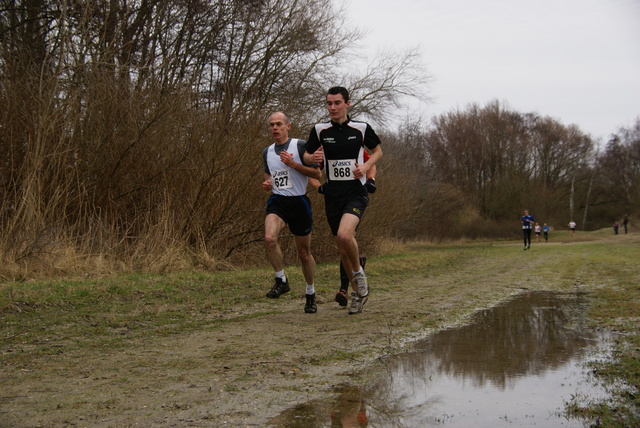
[340,0,640,141]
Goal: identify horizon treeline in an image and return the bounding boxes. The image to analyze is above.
[383,105,639,241]
[1,0,638,280]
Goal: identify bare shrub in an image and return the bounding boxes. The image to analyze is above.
[0,0,431,279]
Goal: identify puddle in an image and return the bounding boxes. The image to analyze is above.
[269,291,611,427]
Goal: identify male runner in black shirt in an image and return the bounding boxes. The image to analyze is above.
[304,87,382,314]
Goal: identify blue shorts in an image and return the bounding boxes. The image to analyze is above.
[265,194,313,236]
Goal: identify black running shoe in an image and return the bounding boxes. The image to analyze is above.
[304,293,317,313]
[266,278,290,298]
[335,289,348,307]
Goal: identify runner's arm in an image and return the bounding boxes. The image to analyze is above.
[262,172,272,191]
[354,145,382,179]
[280,150,322,179]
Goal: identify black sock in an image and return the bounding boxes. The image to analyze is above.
[339,261,349,292]
[359,256,367,269]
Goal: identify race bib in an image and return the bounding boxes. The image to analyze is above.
[272,169,292,190]
[327,159,356,181]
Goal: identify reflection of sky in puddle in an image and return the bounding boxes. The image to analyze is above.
[375,345,606,427]
[270,291,611,427]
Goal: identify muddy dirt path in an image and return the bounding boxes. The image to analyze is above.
[1,236,632,427]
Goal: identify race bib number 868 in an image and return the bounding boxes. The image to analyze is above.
[328,159,356,181]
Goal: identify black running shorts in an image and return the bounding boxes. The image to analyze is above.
[265,194,313,236]
[324,195,369,236]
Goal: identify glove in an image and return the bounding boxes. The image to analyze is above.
[365,178,376,193]
[318,184,325,194]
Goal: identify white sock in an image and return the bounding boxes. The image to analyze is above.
[353,267,364,277]
[306,284,315,295]
[275,270,286,282]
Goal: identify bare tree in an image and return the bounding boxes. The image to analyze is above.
[404,101,598,236]
[0,0,432,276]
[594,118,640,220]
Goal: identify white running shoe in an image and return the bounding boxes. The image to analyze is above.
[353,271,369,298]
[348,292,367,315]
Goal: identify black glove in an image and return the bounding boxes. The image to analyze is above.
[318,184,325,194]
[365,178,376,193]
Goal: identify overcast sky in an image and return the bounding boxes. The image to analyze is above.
[340,0,640,142]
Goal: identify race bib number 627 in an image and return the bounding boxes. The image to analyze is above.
[272,169,292,189]
[328,159,356,181]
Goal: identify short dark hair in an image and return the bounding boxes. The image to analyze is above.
[327,86,349,102]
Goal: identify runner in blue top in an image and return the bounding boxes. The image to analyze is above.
[521,209,535,250]
[542,223,550,242]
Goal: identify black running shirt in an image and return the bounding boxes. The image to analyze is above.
[305,118,381,199]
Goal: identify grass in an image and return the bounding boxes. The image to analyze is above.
[1,230,638,425]
[561,239,640,426]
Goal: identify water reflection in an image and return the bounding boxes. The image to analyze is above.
[269,384,368,428]
[408,291,591,389]
[270,291,609,427]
